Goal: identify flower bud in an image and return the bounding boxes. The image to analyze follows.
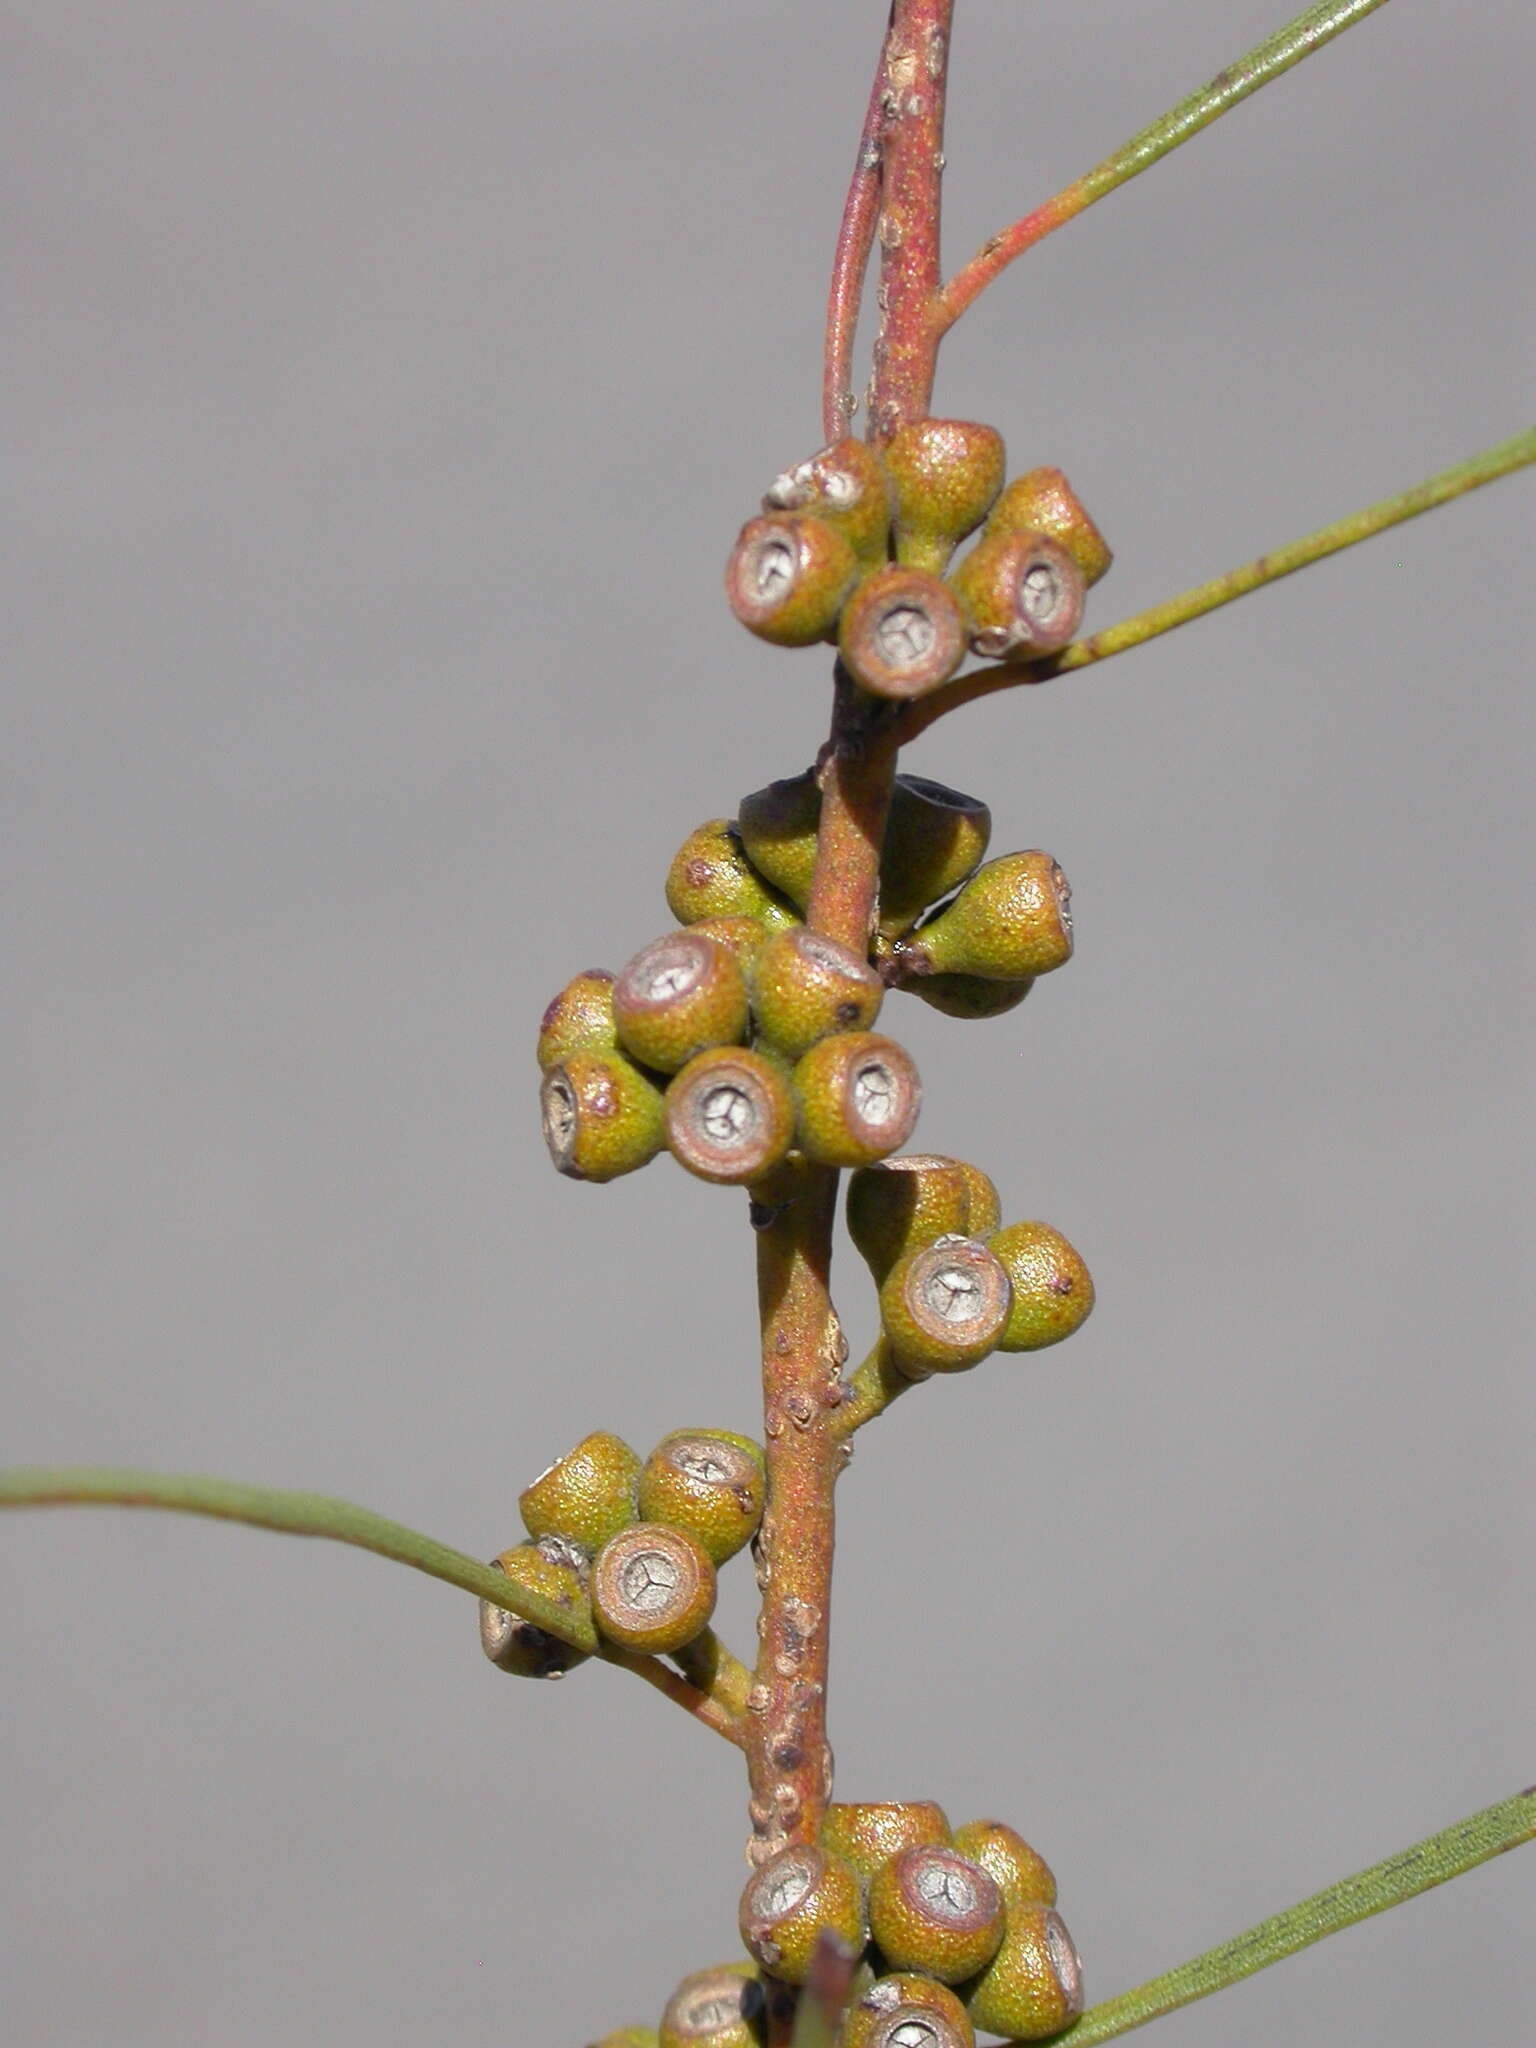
[793,1031,921,1168]
[536,968,618,1071]
[949,529,1084,660]
[949,1821,1057,1908]
[541,1051,666,1183]
[726,512,859,646]
[879,775,992,932]
[658,1964,765,2048]
[819,1800,952,1881]
[960,1902,1083,2040]
[750,927,883,1060]
[519,1430,641,1555]
[839,565,966,701]
[666,821,800,931]
[638,1429,766,1566]
[847,1156,1000,1290]
[665,1046,797,1185]
[590,1522,717,1654]
[986,466,1112,587]
[884,419,1007,575]
[838,1973,974,2048]
[879,1237,1013,1378]
[898,852,1072,981]
[736,770,822,911]
[688,915,776,974]
[904,971,1034,1021]
[478,1539,593,1678]
[764,438,893,567]
[612,932,750,1074]
[738,1844,866,1986]
[867,1844,1006,1984]
[985,1221,1095,1352]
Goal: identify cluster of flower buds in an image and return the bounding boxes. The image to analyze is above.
[848,1154,1094,1375]
[725,424,1110,697]
[479,1427,766,1677]
[586,1804,1082,2044]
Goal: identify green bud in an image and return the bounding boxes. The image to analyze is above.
[838,1973,974,2048]
[590,1522,717,1654]
[750,926,883,1060]
[793,1031,921,1168]
[819,1801,952,1881]
[726,512,859,646]
[948,528,1084,661]
[879,774,992,932]
[867,1844,1006,1984]
[839,564,966,701]
[879,1236,1013,1378]
[985,466,1112,587]
[763,438,893,567]
[658,1963,765,2048]
[949,1820,1057,1908]
[985,1220,1095,1352]
[540,1051,666,1183]
[846,1155,1000,1289]
[587,2030,661,2048]
[612,931,750,1074]
[688,915,776,974]
[478,1538,594,1677]
[905,971,1034,1020]
[899,851,1072,982]
[960,1901,1084,2040]
[664,1045,797,1185]
[738,1844,866,1986]
[536,968,618,1071]
[637,1428,766,1566]
[519,1430,641,1554]
[884,419,1007,575]
[736,770,822,911]
[666,820,800,930]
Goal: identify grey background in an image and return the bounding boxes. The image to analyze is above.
[5,2,1533,2042]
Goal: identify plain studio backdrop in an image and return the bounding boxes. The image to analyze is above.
[5,3,1533,2042]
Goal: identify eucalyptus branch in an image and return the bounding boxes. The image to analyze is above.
[935,0,1391,337]
[0,1465,743,1747]
[822,46,888,442]
[894,425,1536,739]
[1058,1787,1536,2044]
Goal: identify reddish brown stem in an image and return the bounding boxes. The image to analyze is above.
[823,37,890,443]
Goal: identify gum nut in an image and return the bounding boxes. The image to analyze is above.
[838,1973,974,2048]
[948,529,1084,661]
[587,2031,661,2048]
[879,1237,1013,1378]
[960,1902,1084,2040]
[612,931,751,1073]
[590,1522,717,1654]
[664,1045,797,1185]
[903,970,1034,1021]
[763,437,893,565]
[536,968,618,1071]
[519,1430,641,1553]
[866,1844,1007,1983]
[878,774,992,931]
[819,1801,952,1881]
[688,915,776,973]
[637,1428,766,1566]
[478,1541,594,1676]
[884,419,1007,574]
[658,1963,765,2048]
[949,1821,1057,1908]
[902,851,1072,981]
[985,466,1112,586]
[839,564,966,701]
[846,1156,984,1289]
[726,511,860,646]
[793,1031,921,1168]
[737,769,822,910]
[541,1051,666,1183]
[666,820,801,930]
[985,1221,1095,1352]
[750,927,884,1060]
[738,1844,865,1985]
